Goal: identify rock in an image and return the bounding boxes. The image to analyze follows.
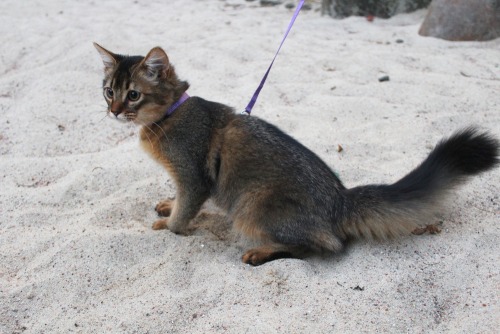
[378,75,390,82]
[302,3,312,10]
[419,0,500,41]
[322,0,431,18]
[260,0,283,6]
[286,2,312,10]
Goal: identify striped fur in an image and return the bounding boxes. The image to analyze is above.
[95,44,499,266]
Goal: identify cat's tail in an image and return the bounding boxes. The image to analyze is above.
[340,127,499,240]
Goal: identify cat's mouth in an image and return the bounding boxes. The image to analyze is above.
[108,110,137,123]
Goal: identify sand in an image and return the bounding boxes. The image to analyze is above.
[1,0,499,333]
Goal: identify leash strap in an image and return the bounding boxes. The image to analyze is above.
[242,0,305,115]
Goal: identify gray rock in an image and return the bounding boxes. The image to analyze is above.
[378,75,390,82]
[261,0,283,6]
[419,0,500,41]
[322,0,431,18]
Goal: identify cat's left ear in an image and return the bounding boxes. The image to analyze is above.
[93,42,119,71]
[141,47,170,80]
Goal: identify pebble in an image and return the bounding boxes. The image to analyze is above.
[378,75,390,82]
[286,2,312,10]
[260,0,283,6]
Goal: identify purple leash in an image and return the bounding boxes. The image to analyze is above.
[243,0,305,115]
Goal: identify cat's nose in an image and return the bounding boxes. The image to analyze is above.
[111,109,122,117]
[110,101,123,117]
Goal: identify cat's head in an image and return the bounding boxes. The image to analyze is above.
[94,43,189,125]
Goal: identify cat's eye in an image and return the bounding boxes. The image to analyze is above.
[104,87,114,99]
[127,90,141,101]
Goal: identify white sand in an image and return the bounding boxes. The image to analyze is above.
[1,0,499,333]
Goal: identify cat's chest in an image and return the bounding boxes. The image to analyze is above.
[139,127,175,174]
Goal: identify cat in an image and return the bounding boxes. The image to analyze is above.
[94,43,499,266]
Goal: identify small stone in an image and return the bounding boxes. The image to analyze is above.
[378,75,390,82]
[260,0,283,6]
[302,3,312,10]
[396,39,404,43]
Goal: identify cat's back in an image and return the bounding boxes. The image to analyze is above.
[182,97,342,190]
[219,110,343,189]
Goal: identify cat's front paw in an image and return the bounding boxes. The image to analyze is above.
[155,199,174,217]
[152,218,169,230]
[151,218,190,235]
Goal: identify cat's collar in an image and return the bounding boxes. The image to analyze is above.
[157,92,190,123]
[167,92,190,116]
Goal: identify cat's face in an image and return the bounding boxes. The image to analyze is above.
[94,43,188,125]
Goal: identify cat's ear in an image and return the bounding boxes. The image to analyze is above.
[141,47,170,80]
[93,42,118,70]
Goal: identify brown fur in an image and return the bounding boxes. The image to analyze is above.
[155,199,175,217]
[152,219,169,231]
[94,43,499,266]
[242,244,308,266]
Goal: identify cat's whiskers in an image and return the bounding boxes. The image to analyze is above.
[90,109,111,123]
[127,122,137,136]
[134,118,165,143]
[142,124,156,151]
[151,122,170,141]
[98,113,109,123]
[145,123,163,143]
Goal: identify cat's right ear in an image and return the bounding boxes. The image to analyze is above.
[140,47,170,81]
[93,42,118,71]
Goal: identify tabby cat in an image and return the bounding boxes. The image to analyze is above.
[94,43,498,265]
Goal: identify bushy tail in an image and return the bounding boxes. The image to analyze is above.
[341,127,499,239]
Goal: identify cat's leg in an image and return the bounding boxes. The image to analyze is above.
[155,198,175,217]
[242,244,309,266]
[152,189,208,234]
[237,214,343,265]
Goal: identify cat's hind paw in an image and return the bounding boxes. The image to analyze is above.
[242,247,293,266]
